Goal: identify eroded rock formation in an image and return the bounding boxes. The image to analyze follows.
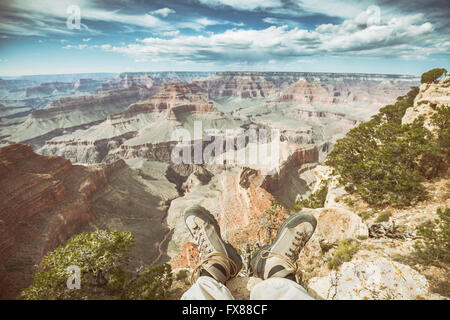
[402,77,450,131]
[5,85,152,143]
[0,144,175,299]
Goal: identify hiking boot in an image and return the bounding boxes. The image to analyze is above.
[250,211,317,281]
[184,205,242,284]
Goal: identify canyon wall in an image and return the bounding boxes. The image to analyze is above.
[0,144,175,299]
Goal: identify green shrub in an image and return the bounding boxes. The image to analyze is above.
[432,280,450,298]
[126,264,173,300]
[21,229,173,300]
[175,269,189,281]
[289,180,329,213]
[375,210,392,223]
[328,239,360,270]
[429,105,450,174]
[421,68,447,84]
[343,197,355,207]
[326,72,448,207]
[358,210,376,221]
[413,207,450,267]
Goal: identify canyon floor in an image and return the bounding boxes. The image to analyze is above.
[1,71,447,300]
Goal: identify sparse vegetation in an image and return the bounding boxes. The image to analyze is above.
[175,269,189,281]
[260,201,285,242]
[417,219,435,230]
[375,210,392,223]
[343,197,355,207]
[413,207,450,267]
[430,105,450,174]
[326,69,449,207]
[319,240,336,253]
[432,280,450,298]
[126,263,173,300]
[358,210,376,221]
[421,68,447,84]
[21,229,173,300]
[328,239,360,270]
[289,180,329,213]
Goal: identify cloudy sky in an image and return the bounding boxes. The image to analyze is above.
[0,0,448,76]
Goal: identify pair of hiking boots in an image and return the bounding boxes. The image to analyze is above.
[184,205,317,284]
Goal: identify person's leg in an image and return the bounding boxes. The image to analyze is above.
[180,205,243,300]
[181,276,235,300]
[250,211,317,300]
[250,278,314,300]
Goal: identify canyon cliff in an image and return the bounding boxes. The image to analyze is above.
[3,71,438,300]
[0,144,177,299]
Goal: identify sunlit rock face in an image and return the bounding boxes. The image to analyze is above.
[14,72,415,166]
[402,77,450,132]
[0,72,421,298]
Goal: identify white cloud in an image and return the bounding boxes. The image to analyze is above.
[94,8,447,65]
[162,30,180,37]
[196,18,221,27]
[63,44,87,49]
[262,17,304,28]
[292,0,369,19]
[82,10,164,29]
[178,17,243,31]
[82,38,91,42]
[198,0,375,20]
[198,0,281,11]
[0,0,174,36]
[149,8,176,17]
[263,17,283,25]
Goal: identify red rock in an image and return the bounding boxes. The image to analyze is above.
[114,82,218,120]
[171,242,200,269]
[0,144,107,298]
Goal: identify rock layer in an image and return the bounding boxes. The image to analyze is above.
[402,77,450,131]
[308,256,432,300]
[0,144,175,299]
[5,85,152,143]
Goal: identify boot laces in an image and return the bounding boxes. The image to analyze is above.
[192,226,213,258]
[190,224,238,284]
[190,252,239,284]
[259,230,308,282]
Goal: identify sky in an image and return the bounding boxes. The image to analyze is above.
[0,0,448,76]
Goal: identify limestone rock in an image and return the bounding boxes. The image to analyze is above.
[296,207,368,277]
[308,256,442,300]
[304,207,369,243]
[310,165,348,208]
[368,222,415,240]
[324,179,347,209]
[402,78,450,132]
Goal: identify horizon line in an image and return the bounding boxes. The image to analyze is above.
[0,70,420,78]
